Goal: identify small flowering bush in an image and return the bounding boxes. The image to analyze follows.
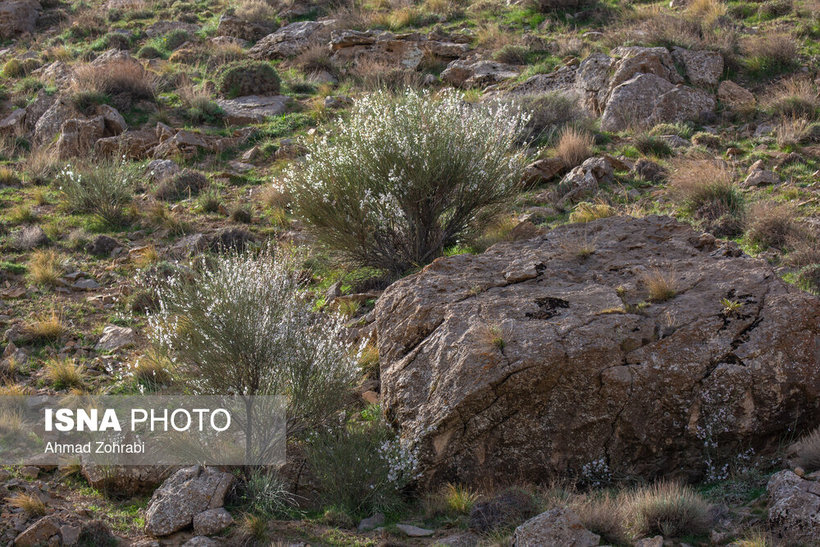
[305,416,420,518]
[148,249,358,438]
[58,159,137,226]
[287,88,530,274]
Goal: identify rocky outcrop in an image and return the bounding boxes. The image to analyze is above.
[575,47,717,130]
[0,0,40,38]
[767,470,820,543]
[82,464,173,495]
[554,156,614,206]
[55,105,127,158]
[248,20,333,59]
[329,29,470,70]
[513,507,600,547]
[743,159,780,187]
[377,215,820,486]
[145,466,234,536]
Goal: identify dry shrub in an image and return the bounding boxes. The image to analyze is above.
[765,77,819,120]
[685,0,727,26]
[294,44,337,76]
[745,201,799,249]
[7,493,46,516]
[555,127,594,168]
[235,0,277,21]
[518,92,586,143]
[72,58,155,103]
[475,22,520,50]
[793,426,820,472]
[260,183,291,210]
[570,201,616,223]
[205,42,245,69]
[642,269,678,302]
[742,33,798,78]
[327,3,377,30]
[572,493,631,545]
[775,117,813,147]
[627,481,711,538]
[350,58,424,91]
[29,249,64,287]
[23,310,67,343]
[45,358,86,390]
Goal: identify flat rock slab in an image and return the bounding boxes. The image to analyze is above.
[216,95,293,125]
[377,215,820,486]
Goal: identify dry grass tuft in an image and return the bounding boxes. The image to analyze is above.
[570,201,616,223]
[642,269,678,302]
[44,358,86,390]
[24,310,67,343]
[775,117,814,147]
[555,127,594,168]
[742,33,798,78]
[793,426,820,472]
[572,492,631,546]
[28,249,64,287]
[627,481,711,538]
[685,0,727,25]
[72,58,155,102]
[7,493,46,516]
[133,350,174,390]
[765,77,819,120]
[745,201,799,249]
[667,159,744,236]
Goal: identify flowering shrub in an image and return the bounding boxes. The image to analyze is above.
[57,159,137,226]
[305,416,420,518]
[286,88,529,274]
[148,249,358,438]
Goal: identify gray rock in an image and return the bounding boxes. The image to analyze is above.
[88,235,120,256]
[145,466,234,536]
[672,47,723,87]
[442,59,519,88]
[248,20,333,59]
[72,278,101,291]
[513,507,600,546]
[95,325,136,351]
[601,73,674,131]
[82,464,173,495]
[718,80,755,111]
[146,159,180,182]
[13,225,49,250]
[555,156,614,206]
[0,0,40,38]
[59,524,81,546]
[14,517,59,547]
[182,537,223,547]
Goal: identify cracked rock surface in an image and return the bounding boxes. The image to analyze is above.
[376,215,820,485]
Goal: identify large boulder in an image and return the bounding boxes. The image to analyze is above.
[767,470,820,543]
[377,215,820,486]
[216,95,293,125]
[671,47,723,87]
[0,0,40,38]
[600,73,674,131]
[145,466,234,536]
[718,80,755,112]
[329,29,469,71]
[441,59,520,88]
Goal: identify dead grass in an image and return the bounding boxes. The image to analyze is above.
[745,201,799,249]
[24,310,67,343]
[555,127,593,168]
[793,426,820,472]
[6,493,46,516]
[44,358,86,390]
[349,58,424,91]
[765,77,819,120]
[235,0,277,21]
[572,492,631,545]
[685,0,727,26]
[132,349,174,390]
[569,201,616,223]
[775,117,813,147]
[558,230,598,260]
[642,269,678,302]
[667,159,744,236]
[72,58,155,102]
[28,249,64,287]
[627,481,711,538]
[742,33,798,78]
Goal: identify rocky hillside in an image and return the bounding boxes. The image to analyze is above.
[0,0,819,544]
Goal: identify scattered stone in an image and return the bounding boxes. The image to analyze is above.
[377,216,820,485]
[192,507,234,535]
[209,227,255,253]
[437,532,480,547]
[554,156,614,206]
[82,464,173,495]
[523,157,565,184]
[216,95,293,125]
[358,512,385,532]
[768,470,820,543]
[14,517,59,547]
[59,524,81,546]
[396,523,434,537]
[513,507,600,547]
[632,158,666,182]
[145,465,234,536]
[88,235,120,256]
[634,536,664,547]
[72,278,101,291]
[743,160,780,187]
[95,325,136,351]
[20,465,39,479]
[182,537,223,547]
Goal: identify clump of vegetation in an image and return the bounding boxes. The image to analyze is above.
[287,89,528,275]
[642,269,678,302]
[149,249,358,439]
[627,481,711,538]
[556,126,594,167]
[668,159,744,237]
[155,169,208,201]
[45,358,86,390]
[305,417,418,518]
[572,492,631,545]
[28,249,64,287]
[241,469,296,518]
[570,201,616,223]
[765,77,819,120]
[72,58,155,104]
[745,201,799,249]
[23,310,67,344]
[518,92,586,143]
[7,492,46,516]
[742,33,798,79]
[793,426,820,472]
[218,60,281,98]
[634,133,672,157]
[57,160,137,226]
